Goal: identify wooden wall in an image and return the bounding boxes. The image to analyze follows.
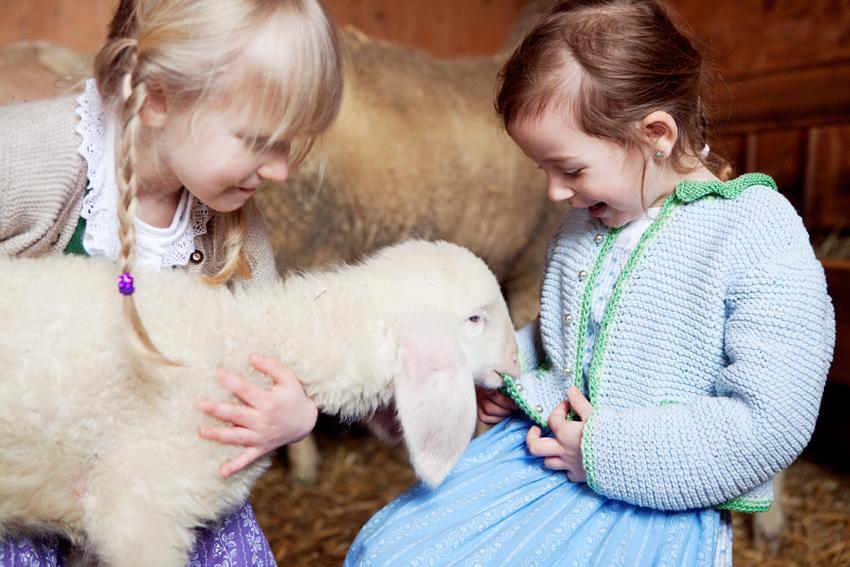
[2,0,847,381]
[675,0,850,233]
[6,0,842,228]
[0,0,528,56]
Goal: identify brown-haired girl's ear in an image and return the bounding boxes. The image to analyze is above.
[640,110,678,158]
[139,90,168,129]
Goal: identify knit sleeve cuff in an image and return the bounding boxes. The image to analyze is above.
[580,406,601,493]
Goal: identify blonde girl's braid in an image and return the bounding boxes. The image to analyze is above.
[91,0,344,359]
[115,44,177,366]
[204,209,252,286]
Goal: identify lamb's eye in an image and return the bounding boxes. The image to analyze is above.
[468,314,482,323]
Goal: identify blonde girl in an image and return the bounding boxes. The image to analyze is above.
[0,0,342,563]
[346,1,834,565]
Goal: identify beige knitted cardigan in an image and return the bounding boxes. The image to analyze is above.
[0,95,279,284]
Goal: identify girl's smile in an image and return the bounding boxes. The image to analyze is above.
[588,202,608,218]
[136,97,291,224]
[507,106,670,228]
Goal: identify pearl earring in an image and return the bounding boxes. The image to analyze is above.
[654,149,665,159]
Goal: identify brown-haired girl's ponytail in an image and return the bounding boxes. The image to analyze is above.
[695,95,734,181]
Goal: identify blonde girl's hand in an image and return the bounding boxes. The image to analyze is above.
[525,386,594,483]
[476,386,518,424]
[197,353,318,478]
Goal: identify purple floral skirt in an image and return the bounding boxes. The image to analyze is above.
[0,501,275,566]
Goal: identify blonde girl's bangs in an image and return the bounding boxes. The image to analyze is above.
[216,0,344,166]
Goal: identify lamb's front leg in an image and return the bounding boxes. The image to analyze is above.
[751,469,785,553]
[80,464,200,567]
[82,501,196,565]
[287,434,320,483]
[79,437,251,567]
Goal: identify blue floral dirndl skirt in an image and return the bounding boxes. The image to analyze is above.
[346,416,728,566]
[0,501,275,567]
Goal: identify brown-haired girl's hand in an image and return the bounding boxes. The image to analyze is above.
[525,386,594,483]
[197,353,318,478]
[476,387,518,424]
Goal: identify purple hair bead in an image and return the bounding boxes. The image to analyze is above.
[118,272,135,296]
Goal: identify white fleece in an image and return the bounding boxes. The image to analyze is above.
[0,239,518,567]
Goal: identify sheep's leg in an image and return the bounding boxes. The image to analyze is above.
[81,487,196,567]
[287,434,320,483]
[751,470,785,553]
[79,452,201,567]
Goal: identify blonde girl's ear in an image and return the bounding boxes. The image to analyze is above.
[640,110,678,158]
[139,89,168,129]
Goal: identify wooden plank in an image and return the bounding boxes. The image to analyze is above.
[0,0,112,52]
[715,133,747,176]
[717,63,850,133]
[326,0,527,56]
[806,126,850,229]
[669,0,850,80]
[823,260,850,386]
[804,127,820,229]
[0,0,528,57]
[748,129,806,213]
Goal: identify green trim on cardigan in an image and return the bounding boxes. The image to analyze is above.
[573,228,621,395]
[716,496,772,513]
[585,195,679,404]
[579,173,778,504]
[580,173,778,405]
[579,198,679,492]
[674,172,778,203]
[581,406,600,491]
[501,375,548,428]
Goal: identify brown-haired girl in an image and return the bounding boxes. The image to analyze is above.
[0,0,342,563]
[345,1,834,564]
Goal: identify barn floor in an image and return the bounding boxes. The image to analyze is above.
[251,384,850,566]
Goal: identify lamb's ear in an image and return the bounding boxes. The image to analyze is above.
[393,323,477,488]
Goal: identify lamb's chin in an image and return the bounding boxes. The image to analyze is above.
[476,371,505,390]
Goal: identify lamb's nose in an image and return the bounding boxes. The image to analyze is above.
[501,354,520,379]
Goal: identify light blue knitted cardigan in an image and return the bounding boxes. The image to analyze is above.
[504,173,835,513]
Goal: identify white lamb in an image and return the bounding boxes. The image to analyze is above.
[0,239,519,567]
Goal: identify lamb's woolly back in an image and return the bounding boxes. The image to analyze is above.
[1,240,510,420]
[0,239,518,559]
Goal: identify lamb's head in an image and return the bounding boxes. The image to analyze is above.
[371,240,520,487]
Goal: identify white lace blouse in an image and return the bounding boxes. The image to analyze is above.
[74,79,210,270]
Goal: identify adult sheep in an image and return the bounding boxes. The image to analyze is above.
[0,239,519,567]
[256,26,564,328]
